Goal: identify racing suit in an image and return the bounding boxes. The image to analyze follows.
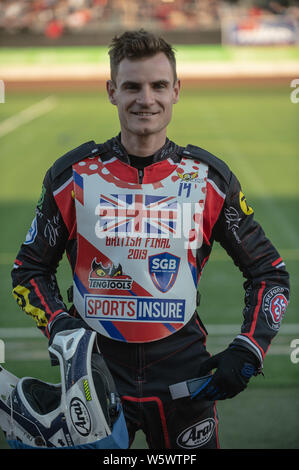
[11,135,290,449]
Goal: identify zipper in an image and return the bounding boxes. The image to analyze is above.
[138,168,144,184]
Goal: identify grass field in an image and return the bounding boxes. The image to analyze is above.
[1,44,299,64]
[0,81,298,449]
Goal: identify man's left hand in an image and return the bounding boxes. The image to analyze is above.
[192,347,259,401]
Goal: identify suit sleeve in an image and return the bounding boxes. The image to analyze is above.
[212,171,290,365]
[11,169,71,338]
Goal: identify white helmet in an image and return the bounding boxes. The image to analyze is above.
[0,328,128,449]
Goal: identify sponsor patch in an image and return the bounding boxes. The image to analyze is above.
[263,286,288,330]
[177,169,201,182]
[24,217,37,245]
[88,258,133,290]
[85,295,185,322]
[239,191,253,215]
[177,418,215,449]
[148,252,180,293]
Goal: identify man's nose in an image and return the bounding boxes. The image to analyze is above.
[136,86,155,106]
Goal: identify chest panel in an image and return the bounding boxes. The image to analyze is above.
[72,156,208,342]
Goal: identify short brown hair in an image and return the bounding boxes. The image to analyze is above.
[108,29,177,84]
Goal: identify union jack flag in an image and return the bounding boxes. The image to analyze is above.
[97,194,178,236]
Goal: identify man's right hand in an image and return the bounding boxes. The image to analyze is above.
[48,314,91,364]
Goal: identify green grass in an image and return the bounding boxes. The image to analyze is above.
[0,44,298,65]
[0,83,298,449]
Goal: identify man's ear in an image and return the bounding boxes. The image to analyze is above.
[106,79,117,105]
[173,78,181,104]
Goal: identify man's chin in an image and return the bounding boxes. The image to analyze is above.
[133,126,155,136]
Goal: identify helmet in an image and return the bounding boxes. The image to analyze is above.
[0,328,129,449]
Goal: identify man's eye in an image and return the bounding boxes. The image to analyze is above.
[154,83,166,89]
[125,84,139,90]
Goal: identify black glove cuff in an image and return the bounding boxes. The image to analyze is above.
[228,345,261,375]
[50,315,90,342]
[48,315,90,366]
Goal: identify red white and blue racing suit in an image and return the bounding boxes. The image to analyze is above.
[11,135,289,449]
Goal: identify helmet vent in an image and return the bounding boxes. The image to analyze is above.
[66,338,74,350]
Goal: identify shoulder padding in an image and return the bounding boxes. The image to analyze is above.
[182,144,231,185]
[50,141,105,180]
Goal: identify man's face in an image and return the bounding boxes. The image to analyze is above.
[107,52,180,140]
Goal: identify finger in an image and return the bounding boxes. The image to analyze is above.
[198,354,220,376]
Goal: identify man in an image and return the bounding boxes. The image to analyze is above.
[11,30,289,449]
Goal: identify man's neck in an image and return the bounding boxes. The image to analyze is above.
[120,131,167,157]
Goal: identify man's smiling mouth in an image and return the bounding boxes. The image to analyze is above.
[131,112,159,116]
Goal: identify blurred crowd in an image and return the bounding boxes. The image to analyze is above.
[0,0,298,38]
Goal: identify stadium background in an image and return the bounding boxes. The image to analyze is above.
[0,0,298,450]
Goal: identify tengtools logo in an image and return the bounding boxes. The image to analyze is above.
[177,418,215,448]
[89,258,133,290]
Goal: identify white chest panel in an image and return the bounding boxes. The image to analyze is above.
[72,157,208,343]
